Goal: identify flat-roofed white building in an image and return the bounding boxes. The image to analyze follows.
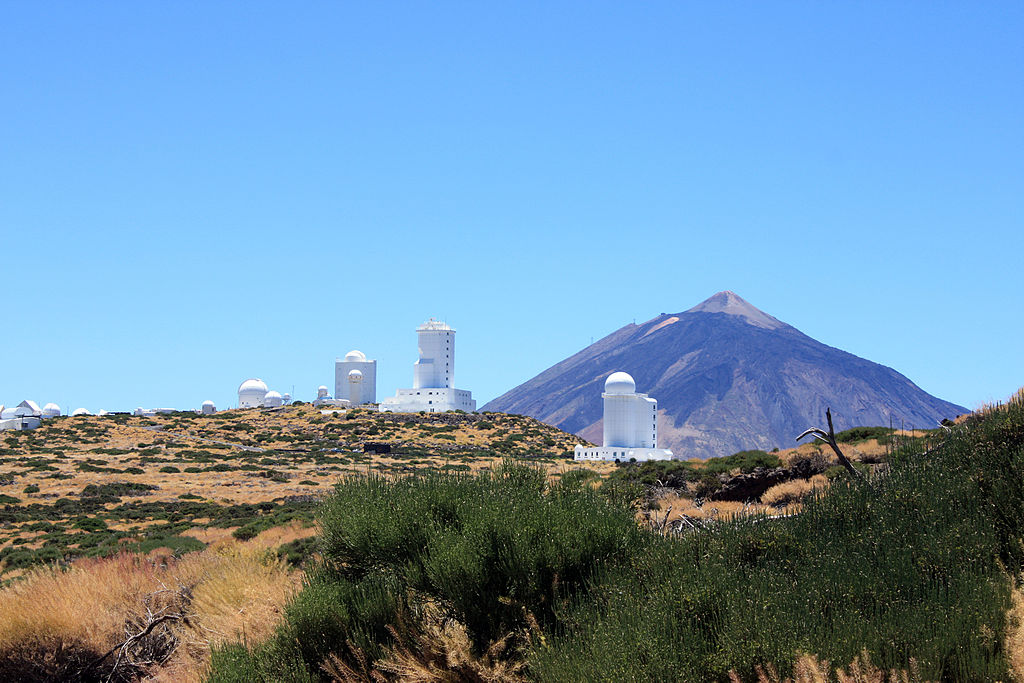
[380,319,476,413]
[335,350,377,405]
[574,372,674,462]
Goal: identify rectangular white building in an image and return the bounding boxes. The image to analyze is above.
[335,350,377,405]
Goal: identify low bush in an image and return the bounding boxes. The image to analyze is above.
[704,449,781,475]
[834,426,894,443]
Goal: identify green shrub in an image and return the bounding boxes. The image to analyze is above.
[834,426,894,443]
[73,517,108,532]
[605,460,696,489]
[22,484,39,494]
[704,449,781,475]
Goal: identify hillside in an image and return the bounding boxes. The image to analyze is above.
[0,405,591,580]
[484,291,968,459]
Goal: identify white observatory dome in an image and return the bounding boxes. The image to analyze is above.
[344,350,367,362]
[202,400,215,408]
[42,403,61,418]
[317,385,329,399]
[263,390,284,407]
[238,378,269,408]
[348,369,363,382]
[604,371,636,395]
[72,408,92,417]
[238,378,268,394]
[282,393,291,403]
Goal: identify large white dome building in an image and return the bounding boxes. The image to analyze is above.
[574,372,673,462]
[238,378,269,409]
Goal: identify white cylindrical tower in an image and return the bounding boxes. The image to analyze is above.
[238,378,269,408]
[348,369,363,405]
[413,319,454,389]
[602,371,638,448]
[317,385,329,399]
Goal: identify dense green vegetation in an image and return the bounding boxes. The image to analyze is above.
[211,398,1024,681]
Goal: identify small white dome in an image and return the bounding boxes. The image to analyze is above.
[202,400,215,407]
[264,390,282,400]
[238,378,268,393]
[282,393,291,401]
[42,403,61,417]
[344,350,367,362]
[72,408,92,417]
[348,369,363,381]
[604,371,636,395]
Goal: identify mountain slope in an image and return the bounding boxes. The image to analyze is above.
[482,292,968,459]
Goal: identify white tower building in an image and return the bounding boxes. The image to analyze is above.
[335,350,377,405]
[574,372,673,462]
[413,320,454,389]
[238,378,269,409]
[201,400,216,415]
[380,319,476,413]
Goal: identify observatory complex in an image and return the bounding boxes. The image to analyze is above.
[380,319,476,413]
[574,372,674,462]
[237,379,291,409]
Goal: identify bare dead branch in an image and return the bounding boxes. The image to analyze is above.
[797,407,871,488]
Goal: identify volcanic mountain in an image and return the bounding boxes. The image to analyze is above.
[482,292,968,459]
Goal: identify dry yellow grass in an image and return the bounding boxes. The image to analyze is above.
[729,650,926,682]
[761,475,830,508]
[1005,583,1024,682]
[0,542,299,681]
[650,491,774,523]
[324,602,526,683]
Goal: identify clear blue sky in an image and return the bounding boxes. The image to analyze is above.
[1,2,1021,414]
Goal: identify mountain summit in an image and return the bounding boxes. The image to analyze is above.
[685,291,787,330]
[482,292,967,459]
